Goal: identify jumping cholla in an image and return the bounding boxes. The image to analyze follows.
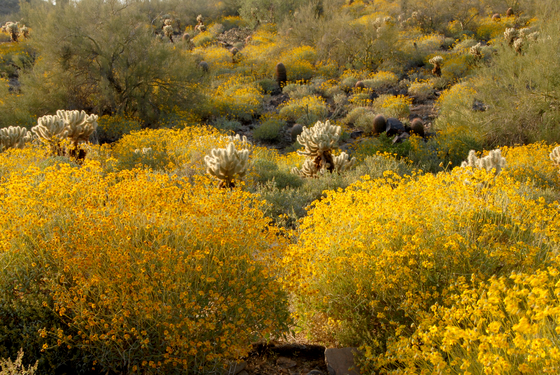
[3,22,19,42]
[504,28,519,46]
[292,120,355,177]
[195,15,206,33]
[163,19,174,43]
[461,149,506,175]
[470,42,483,58]
[429,56,443,77]
[550,146,560,167]
[205,142,250,188]
[0,126,32,152]
[32,110,98,158]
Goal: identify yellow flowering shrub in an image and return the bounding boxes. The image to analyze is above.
[362,71,399,90]
[278,95,328,124]
[0,158,291,374]
[371,267,560,374]
[209,75,264,121]
[502,142,560,189]
[373,94,412,118]
[280,46,317,82]
[284,168,560,352]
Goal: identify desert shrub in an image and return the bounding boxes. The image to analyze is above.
[0,158,291,374]
[344,107,372,126]
[372,94,412,119]
[0,349,38,375]
[280,45,317,82]
[285,166,560,353]
[362,71,399,91]
[283,83,316,99]
[256,78,279,94]
[407,79,434,101]
[370,267,560,374]
[253,117,286,142]
[192,30,215,47]
[217,16,248,31]
[501,142,560,189]
[212,117,242,132]
[210,75,264,121]
[96,115,143,143]
[278,95,328,123]
[19,0,202,124]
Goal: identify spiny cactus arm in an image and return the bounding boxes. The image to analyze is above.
[333,152,356,173]
[429,56,443,66]
[292,159,319,177]
[461,150,478,168]
[64,113,98,144]
[296,120,341,157]
[205,143,250,183]
[550,146,560,166]
[476,149,506,174]
[32,115,67,142]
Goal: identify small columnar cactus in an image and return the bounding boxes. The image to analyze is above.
[19,25,29,39]
[461,149,506,175]
[429,56,443,77]
[205,142,250,188]
[506,7,514,17]
[550,146,560,167]
[292,159,319,178]
[0,126,32,152]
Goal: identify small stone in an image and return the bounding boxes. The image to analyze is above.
[350,130,363,139]
[238,371,249,375]
[385,118,405,136]
[325,347,360,375]
[227,361,247,374]
[277,356,297,369]
[392,132,410,144]
[307,370,325,375]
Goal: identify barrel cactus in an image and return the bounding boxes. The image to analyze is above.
[410,118,425,137]
[373,114,387,134]
[205,142,250,188]
[276,63,287,89]
[0,126,32,152]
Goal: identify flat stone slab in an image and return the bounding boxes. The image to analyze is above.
[325,347,361,375]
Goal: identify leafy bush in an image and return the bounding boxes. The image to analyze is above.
[253,117,286,142]
[407,80,434,101]
[372,94,412,119]
[96,115,143,143]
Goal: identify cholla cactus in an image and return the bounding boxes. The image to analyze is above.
[333,152,356,173]
[292,159,319,178]
[470,42,482,59]
[163,25,174,42]
[504,28,519,46]
[0,126,32,152]
[19,25,29,39]
[292,120,344,177]
[195,15,206,33]
[32,110,98,158]
[550,146,560,167]
[4,22,19,42]
[429,56,443,77]
[205,142,250,188]
[134,147,153,155]
[461,149,506,175]
[513,38,524,53]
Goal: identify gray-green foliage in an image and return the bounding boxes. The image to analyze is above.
[0,349,38,375]
[18,0,202,124]
[253,118,286,142]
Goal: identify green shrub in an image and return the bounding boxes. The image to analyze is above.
[253,118,286,142]
[278,95,328,123]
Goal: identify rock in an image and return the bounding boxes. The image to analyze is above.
[307,370,325,375]
[350,130,363,139]
[472,99,488,112]
[227,361,247,375]
[325,348,360,375]
[392,132,410,144]
[277,356,297,369]
[385,117,405,136]
[370,91,379,101]
[238,371,249,375]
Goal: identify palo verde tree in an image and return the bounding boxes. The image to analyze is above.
[19,0,202,124]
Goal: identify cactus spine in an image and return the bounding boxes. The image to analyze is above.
[0,126,32,152]
[205,142,250,188]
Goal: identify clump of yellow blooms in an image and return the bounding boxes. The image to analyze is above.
[284,166,560,361]
[0,154,291,373]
